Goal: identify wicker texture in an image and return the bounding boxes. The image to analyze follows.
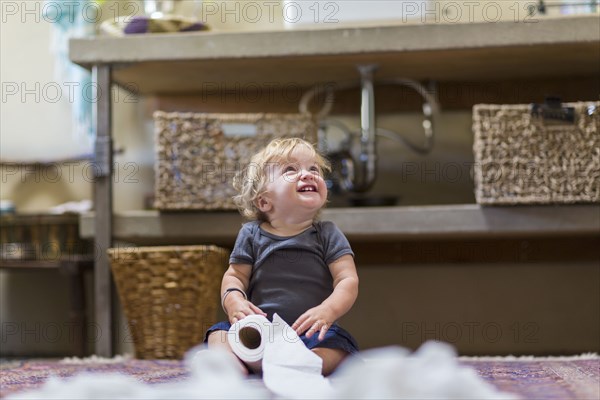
[108,245,228,359]
[154,111,317,210]
[473,102,599,205]
[0,214,93,261]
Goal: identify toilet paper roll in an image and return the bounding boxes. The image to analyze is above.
[227,314,271,372]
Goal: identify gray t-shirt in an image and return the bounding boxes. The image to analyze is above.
[229,220,354,325]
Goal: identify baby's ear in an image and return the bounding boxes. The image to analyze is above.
[256,195,272,213]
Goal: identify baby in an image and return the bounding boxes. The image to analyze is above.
[205,137,359,376]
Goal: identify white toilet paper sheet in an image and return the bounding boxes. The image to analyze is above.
[227,314,334,398]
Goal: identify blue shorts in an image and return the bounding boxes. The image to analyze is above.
[204,320,359,355]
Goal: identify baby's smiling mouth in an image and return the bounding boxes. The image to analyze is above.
[298,185,318,193]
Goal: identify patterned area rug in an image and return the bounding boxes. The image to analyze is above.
[0,357,188,398]
[1,355,598,399]
[460,356,599,400]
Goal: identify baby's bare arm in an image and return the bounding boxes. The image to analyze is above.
[222,263,266,324]
[292,254,359,340]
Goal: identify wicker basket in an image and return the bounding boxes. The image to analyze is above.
[154,111,317,210]
[0,214,93,261]
[108,245,229,359]
[473,101,599,205]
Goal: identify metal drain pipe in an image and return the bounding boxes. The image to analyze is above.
[352,64,378,192]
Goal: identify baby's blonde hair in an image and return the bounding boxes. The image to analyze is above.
[233,137,331,221]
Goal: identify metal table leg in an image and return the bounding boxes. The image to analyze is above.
[93,65,113,357]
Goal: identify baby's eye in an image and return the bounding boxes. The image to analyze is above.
[310,166,320,173]
[283,165,297,173]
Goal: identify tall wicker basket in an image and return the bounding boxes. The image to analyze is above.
[108,245,229,359]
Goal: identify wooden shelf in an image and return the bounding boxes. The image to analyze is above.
[79,204,600,246]
[68,15,599,357]
[70,15,599,94]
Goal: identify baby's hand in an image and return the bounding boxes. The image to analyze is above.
[224,296,266,325]
[292,304,336,341]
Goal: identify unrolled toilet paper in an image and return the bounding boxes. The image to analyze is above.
[6,335,517,399]
[227,314,334,398]
[262,314,333,398]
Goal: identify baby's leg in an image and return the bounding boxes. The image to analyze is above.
[207,330,249,375]
[311,348,348,376]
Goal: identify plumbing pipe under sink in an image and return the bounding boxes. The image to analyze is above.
[299,67,440,196]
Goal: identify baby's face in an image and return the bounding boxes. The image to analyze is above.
[262,146,328,217]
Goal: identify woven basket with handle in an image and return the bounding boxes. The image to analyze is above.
[473,101,599,205]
